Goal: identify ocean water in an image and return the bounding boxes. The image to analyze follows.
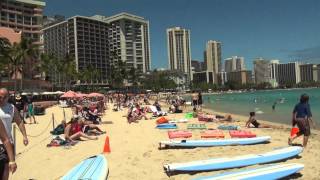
[201,88,320,126]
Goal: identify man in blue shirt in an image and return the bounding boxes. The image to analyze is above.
[288,94,315,148]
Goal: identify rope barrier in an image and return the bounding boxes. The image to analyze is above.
[26,118,53,138]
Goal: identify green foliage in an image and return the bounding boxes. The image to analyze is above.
[141,70,178,92]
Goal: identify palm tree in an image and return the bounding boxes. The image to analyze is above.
[109,50,128,88]
[0,38,10,84]
[1,38,38,91]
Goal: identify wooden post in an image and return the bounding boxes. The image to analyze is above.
[13,124,16,156]
[52,113,55,130]
[63,108,66,121]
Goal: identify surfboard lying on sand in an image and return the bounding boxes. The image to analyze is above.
[193,163,304,180]
[156,123,177,129]
[168,119,188,123]
[160,136,270,148]
[163,146,303,172]
[62,154,108,180]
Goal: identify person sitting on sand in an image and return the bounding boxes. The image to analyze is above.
[64,117,98,142]
[133,104,148,120]
[153,100,162,112]
[288,94,315,148]
[245,112,271,128]
[127,106,138,124]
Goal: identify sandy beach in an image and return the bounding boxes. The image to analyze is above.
[11,103,320,180]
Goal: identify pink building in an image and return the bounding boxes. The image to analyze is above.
[0,27,21,44]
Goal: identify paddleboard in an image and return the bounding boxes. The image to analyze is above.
[156,123,177,129]
[169,119,188,123]
[193,163,304,180]
[164,146,302,172]
[160,136,270,148]
[62,154,108,180]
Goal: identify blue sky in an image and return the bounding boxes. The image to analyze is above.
[44,0,320,70]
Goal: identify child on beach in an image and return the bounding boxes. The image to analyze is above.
[288,94,315,148]
[245,112,272,128]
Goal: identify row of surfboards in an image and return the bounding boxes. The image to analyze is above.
[164,146,303,179]
[61,138,303,179]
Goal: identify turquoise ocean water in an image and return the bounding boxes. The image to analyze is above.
[201,88,320,126]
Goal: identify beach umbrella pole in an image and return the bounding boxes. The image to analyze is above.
[63,108,66,121]
[52,113,55,130]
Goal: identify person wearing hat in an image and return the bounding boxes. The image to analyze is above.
[13,94,27,124]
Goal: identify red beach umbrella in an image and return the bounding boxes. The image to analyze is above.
[60,90,77,98]
[88,92,104,98]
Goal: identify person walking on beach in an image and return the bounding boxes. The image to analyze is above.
[27,96,37,124]
[288,94,315,148]
[0,117,17,179]
[0,88,29,180]
[191,91,199,110]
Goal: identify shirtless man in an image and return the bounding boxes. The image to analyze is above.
[191,91,199,109]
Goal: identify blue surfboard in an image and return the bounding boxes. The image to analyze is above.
[62,154,108,180]
[164,146,302,172]
[156,123,177,129]
[193,163,304,180]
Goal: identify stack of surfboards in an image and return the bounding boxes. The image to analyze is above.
[164,146,304,179]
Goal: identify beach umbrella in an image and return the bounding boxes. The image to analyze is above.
[88,92,104,97]
[61,90,77,98]
[76,93,88,98]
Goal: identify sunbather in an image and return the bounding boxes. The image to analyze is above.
[245,112,271,128]
[64,117,97,142]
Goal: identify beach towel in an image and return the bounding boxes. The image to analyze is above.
[218,125,239,130]
[184,112,193,119]
[46,136,77,147]
[168,119,188,123]
[150,105,167,117]
[198,114,215,122]
[168,130,192,139]
[201,130,225,138]
[229,130,256,138]
[187,124,207,130]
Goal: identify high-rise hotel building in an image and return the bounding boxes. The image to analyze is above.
[253,58,271,84]
[167,27,192,81]
[204,40,222,83]
[43,13,151,84]
[224,56,245,72]
[0,0,45,44]
[104,13,151,74]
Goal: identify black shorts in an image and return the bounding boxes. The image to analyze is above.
[192,100,198,106]
[296,118,311,136]
[252,120,260,128]
[0,144,8,178]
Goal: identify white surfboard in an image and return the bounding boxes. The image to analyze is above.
[193,163,304,180]
[62,154,108,180]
